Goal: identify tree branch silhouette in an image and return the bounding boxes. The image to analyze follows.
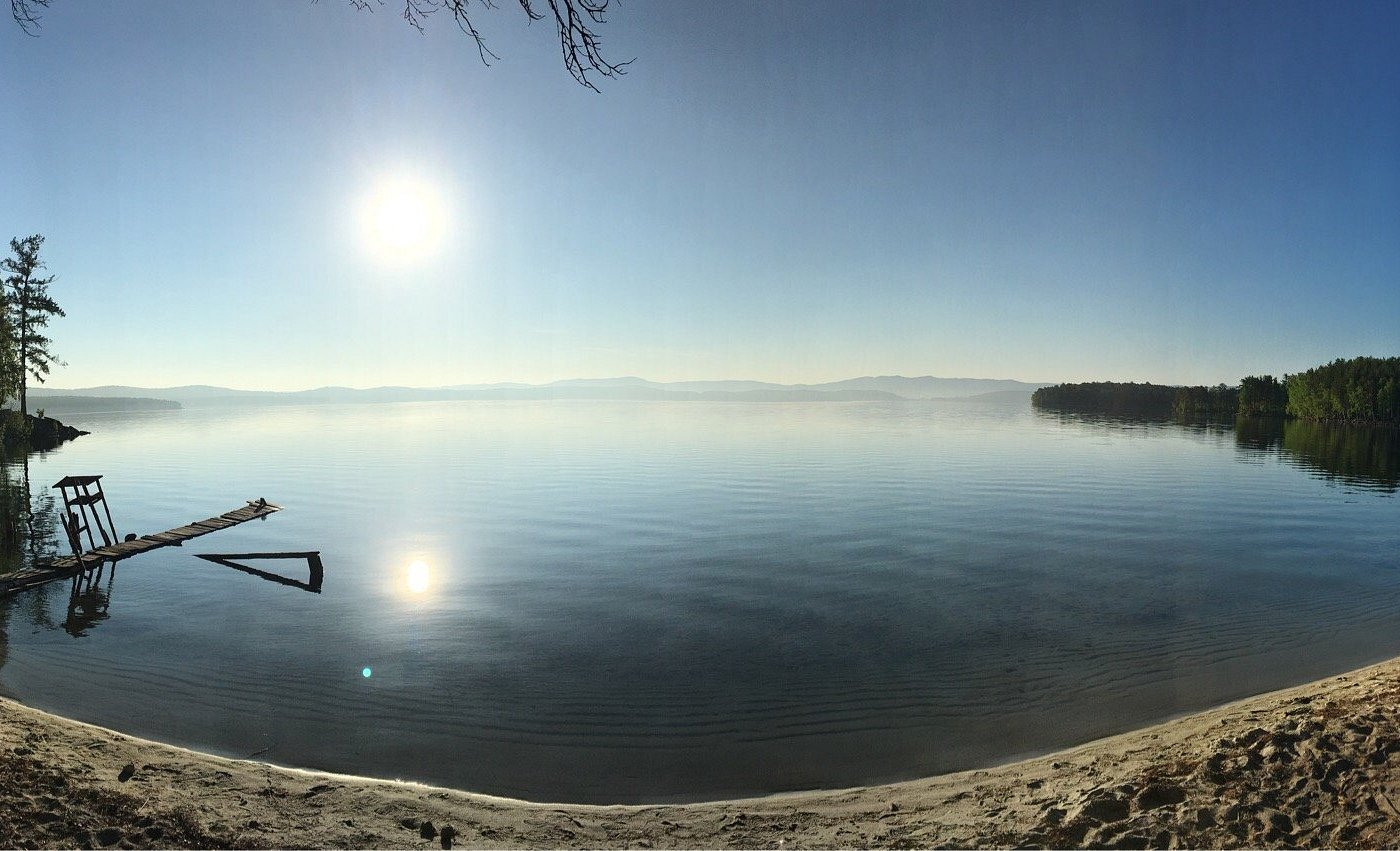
[9,0,626,90]
[358,0,630,91]
[10,0,48,36]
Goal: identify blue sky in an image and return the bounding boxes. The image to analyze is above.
[1,1,1396,390]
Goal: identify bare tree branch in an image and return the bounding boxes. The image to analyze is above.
[356,0,629,91]
[10,0,49,36]
[14,0,628,90]
[534,0,631,92]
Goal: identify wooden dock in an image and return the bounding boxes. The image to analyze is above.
[0,498,281,598]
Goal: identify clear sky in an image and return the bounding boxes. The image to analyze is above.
[1,1,1396,390]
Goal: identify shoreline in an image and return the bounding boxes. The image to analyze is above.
[7,659,1400,848]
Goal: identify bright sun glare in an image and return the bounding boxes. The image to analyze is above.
[406,559,431,594]
[358,176,448,264]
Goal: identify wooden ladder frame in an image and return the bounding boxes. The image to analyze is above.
[53,475,119,560]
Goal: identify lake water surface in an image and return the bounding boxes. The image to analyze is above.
[0,399,1397,803]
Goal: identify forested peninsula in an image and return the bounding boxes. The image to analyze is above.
[1033,356,1400,424]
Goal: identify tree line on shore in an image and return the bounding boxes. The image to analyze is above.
[1029,381,1239,418]
[1032,356,1400,425]
[0,235,67,446]
[1283,357,1400,422]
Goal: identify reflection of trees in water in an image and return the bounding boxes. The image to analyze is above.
[20,455,60,568]
[14,454,62,630]
[1039,408,1398,494]
[0,460,20,674]
[0,454,61,572]
[1033,408,1237,442]
[1232,417,1399,492]
[1278,419,1400,493]
[1036,405,1232,431]
[0,451,71,669]
[1234,416,1286,454]
[0,462,27,574]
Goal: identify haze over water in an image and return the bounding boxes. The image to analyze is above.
[0,398,1396,803]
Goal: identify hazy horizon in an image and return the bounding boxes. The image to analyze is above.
[29,373,1050,397]
[27,360,1381,396]
[41,374,1040,388]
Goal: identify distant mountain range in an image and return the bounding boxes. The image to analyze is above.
[28,376,1050,408]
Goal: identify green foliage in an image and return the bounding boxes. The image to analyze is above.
[1238,375,1289,417]
[0,287,16,408]
[0,410,33,448]
[1172,384,1239,417]
[1031,382,1180,416]
[1032,381,1238,418]
[2,234,65,415]
[1035,359,1399,425]
[1284,356,1400,424]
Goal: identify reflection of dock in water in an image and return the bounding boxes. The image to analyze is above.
[0,474,283,598]
[65,560,114,637]
[195,552,324,593]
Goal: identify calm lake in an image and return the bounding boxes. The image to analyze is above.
[0,398,1397,803]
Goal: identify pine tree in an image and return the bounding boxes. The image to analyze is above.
[0,296,17,409]
[2,235,65,416]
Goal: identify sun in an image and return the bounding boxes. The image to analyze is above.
[358,175,448,264]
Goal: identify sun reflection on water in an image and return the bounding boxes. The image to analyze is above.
[406,559,431,594]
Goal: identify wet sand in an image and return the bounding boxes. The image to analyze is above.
[7,656,1400,848]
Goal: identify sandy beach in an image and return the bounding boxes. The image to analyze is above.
[6,657,1400,848]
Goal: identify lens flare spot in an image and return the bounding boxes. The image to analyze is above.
[362,667,372,678]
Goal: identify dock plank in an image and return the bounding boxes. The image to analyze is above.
[166,525,210,537]
[2,499,283,599]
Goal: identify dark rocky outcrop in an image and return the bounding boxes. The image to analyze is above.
[1,411,88,452]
